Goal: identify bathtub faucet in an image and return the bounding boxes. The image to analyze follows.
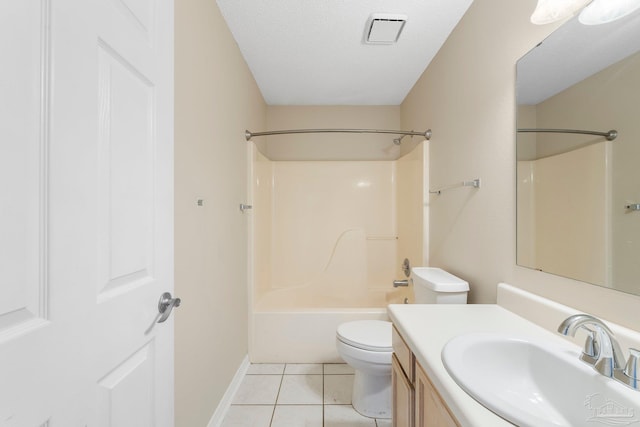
[393,279,409,287]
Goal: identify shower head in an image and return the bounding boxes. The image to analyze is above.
[393,136,403,145]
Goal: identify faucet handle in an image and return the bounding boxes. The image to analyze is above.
[591,325,626,377]
[614,348,640,390]
[580,327,600,365]
[624,349,639,384]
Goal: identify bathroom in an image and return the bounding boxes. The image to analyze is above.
[0,0,640,427]
[176,0,640,424]
[3,0,639,425]
[175,0,640,425]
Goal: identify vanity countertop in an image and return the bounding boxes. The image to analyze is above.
[387,304,581,427]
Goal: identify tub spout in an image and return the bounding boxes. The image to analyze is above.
[393,279,409,288]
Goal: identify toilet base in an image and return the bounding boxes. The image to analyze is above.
[351,369,392,419]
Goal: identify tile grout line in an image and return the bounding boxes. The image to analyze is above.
[241,363,357,426]
[268,366,285,427]
[322,364,325,427]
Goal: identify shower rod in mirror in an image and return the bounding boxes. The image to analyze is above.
[517,128,618,141]
[429,178,481,195]
[245,128,432,145]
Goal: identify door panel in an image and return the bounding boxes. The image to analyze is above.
[97,341,156,427]
[0,3,55,425]
[97,41,155,300]
[117,0,154,36]
[0,0,49,335]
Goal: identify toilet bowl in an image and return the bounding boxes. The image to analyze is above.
[336,320,393,418]
[335,267,469,419]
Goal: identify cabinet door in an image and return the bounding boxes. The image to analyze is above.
[393,326,414,382]
[415,363,460,427]
[392,354,414,427]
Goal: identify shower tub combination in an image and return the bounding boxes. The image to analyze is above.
[249,141,425,362]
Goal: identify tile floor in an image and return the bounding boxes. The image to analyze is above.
[221,363,392,427]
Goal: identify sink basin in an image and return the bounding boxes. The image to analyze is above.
[441,333,640,427]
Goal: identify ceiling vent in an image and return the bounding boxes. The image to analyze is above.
[365,13,407,44]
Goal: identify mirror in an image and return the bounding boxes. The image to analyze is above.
[516,12,640,296]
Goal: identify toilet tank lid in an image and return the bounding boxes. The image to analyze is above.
[337,320,392,352]
[411,267,469,292]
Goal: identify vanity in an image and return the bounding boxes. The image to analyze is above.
[391,317,461,427]
[388,283,640,427]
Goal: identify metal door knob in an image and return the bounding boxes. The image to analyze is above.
[157,292,181,323]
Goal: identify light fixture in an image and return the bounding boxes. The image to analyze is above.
[579,0,640,24]
[530,0,640,25]
[530,0,592,25]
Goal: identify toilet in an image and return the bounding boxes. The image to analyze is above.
[335,267,469,418]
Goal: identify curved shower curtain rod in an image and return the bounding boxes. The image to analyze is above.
[517,128,618,141]
[244,128,432,145]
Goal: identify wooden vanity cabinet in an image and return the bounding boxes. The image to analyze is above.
[392,354,414,427]
[392,326,461,427]
[415,362,460,427]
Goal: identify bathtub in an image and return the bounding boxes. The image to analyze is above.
[249,286,408,363]
[248,151,422,362]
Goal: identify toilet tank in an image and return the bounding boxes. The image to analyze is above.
[411,267,469,304]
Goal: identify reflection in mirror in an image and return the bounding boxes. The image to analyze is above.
[516,12,640,296]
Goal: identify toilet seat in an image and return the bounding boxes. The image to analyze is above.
[336,320,392,352]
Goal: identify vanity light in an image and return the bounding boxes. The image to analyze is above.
[531,0,640,25]
[578,0,640,25]
[530,0,592,25]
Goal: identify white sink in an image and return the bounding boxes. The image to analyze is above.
[441,333,640,427]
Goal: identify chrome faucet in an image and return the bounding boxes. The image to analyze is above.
[558,314,640,390]
[558,314,625,377]
[393,258,412,287]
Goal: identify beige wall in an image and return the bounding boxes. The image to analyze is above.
[402,0,640,329]
[174,0,266,425]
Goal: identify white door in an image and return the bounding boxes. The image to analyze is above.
[0,0,174,425]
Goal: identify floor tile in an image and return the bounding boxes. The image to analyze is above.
[324,374,353,404]
[324,363,355,375]
[324,404,377,427]
[221,405,273,427]
[375,419,392,427]
[232,375,282,405]
[271,405,323,427]
[284,363,323,375]
[247,363,286,375]
[277,374,323,404]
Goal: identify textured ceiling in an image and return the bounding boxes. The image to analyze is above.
[216,0,474,106]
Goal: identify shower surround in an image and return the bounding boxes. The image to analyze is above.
[249,144,425,362]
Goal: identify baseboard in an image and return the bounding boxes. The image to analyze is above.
[207,354,250,427]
